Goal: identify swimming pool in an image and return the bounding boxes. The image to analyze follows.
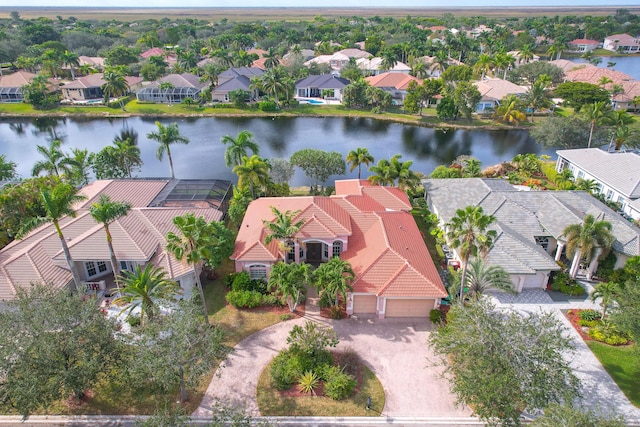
[297,98,325,105]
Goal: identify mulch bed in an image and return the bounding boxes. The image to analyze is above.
[278,351,364,399]
[319,305,347,319]
[238,303,305,317]
[564,309,593,341]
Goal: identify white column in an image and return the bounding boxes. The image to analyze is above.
[587,248,603,280]
[569,250,581,278]
[555,241,565,262]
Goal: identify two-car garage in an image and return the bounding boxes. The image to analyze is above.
[352,294,436,318]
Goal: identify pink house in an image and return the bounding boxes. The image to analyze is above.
[231,180,447,318]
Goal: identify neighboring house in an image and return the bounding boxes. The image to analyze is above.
[556,148,640,220]
[603,33,640,53]
[611,81,640,110]
[211,67,265,103]
[136,73,206,103]
[283,49,316,63]
[424,178,640,288]
[356,57,411,76]
[305,49,372,72]
[77,56,105,71]
[473,78,528,112]
[61,73,142,102]
[231,179,447,318]
[0,71,42,103]
[364,72,422,105]
[548,59,593,74]
[469,25,493,38]
[562,67,637,109]
[140,47,177,66]
[295,74,350,101]
[568,39,601,52]
[507,50,540,66]
[0,179,232,302]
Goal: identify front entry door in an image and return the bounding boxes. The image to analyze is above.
[306,243,322,265]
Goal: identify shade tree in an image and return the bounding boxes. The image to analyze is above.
[290,148,346,193]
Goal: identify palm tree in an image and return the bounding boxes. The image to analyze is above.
[590,281,618,318]
[17,183,86,291]
[473,53,495,80]
[314,257,355,307]
[146,122,190,179]
[232,155,270,199]
[259,68,287,105]
[582,101,610,148]
[200,63,222,90]
[555,168,575,190]
[61,50,80,80]
[263,47,280,69]
[517,44,534,64]
[346,147,374,179]
[445,206,498,304]
[221,130,260,167]
[66,148,94,187]
[495,94,527,125]
[494,51,516,80]
[263,206,305,261]
[101,66,130,108]
[562,214,615,279]
[451,258,516,301]
[268,261,312,312]
[575,178,598,193]
[368,158,395,186]
[166,213,220,323]
[31,139,74,177]
[390,154,419,191]
[606,110,634,151]
[113,264,181,323]
[88,194,132,284]
[524,80,551,122]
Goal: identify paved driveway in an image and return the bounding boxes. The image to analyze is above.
[193,315,470,418]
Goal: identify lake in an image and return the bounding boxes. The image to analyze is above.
[0,116,550,187]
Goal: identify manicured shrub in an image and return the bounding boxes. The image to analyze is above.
[225,290,263,308]
[127,315,141,328]
[262,294,282,306]
[559,283,585,296]
[324,368,357,400]
[578,309,602,322]
[280,313,294,321]
[551,272,584,295]
[270,350,299,390]
[258,100,277,112]
[230,271,268,294]
[595,252,617,280]
[329,305,344,319]
[430,309,442,324]
[577,319,600,328]
[318,292,332,308]
[588,323,629,346]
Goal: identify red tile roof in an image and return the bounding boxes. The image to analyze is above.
[365,73,421,91]
[233,180,446,299]
[0,180,224,300]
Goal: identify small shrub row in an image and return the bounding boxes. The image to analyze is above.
[550,272,585,296]
[258,101,277,112]
[588,323,629,346]
[578,319,600,328]
[225,290,263,308]
[429,309,442,324]
[578,309,602,322]
[225,271,268,294]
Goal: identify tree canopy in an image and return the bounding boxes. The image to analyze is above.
[290,148,346,193]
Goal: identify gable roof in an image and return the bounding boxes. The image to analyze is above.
[145,73,207,89]
[0,71,38,88]
[365,73,421,91]
[295,74,350,89]
[219,67,264,81]
[140,47,166,58]
[424,178,640,271]
[0,179,226,301]
[557,148,640,198]
[233,179,444,298]
[62,73,143,90]
[213,75,252,93]
[474,78,527,102]
[569,39,600,46]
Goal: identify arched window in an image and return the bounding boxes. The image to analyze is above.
[332,240,343,257]
[248,264,267,280]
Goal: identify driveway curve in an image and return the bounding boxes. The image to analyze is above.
[193,314,469,418]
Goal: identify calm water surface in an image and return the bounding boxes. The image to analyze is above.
[0,116,550,186]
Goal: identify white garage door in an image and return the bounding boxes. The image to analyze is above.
[353,295,377,314]
[385,299,433,318]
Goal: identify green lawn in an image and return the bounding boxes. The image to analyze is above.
[587,341,640,407]
[257,360,385,416]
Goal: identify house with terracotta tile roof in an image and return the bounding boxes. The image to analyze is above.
[424,178,640,284]
[231,179,447,318]
[603,33,640,53]
[568,39,601,52]
[61,73,142,102]
[0,71,57,103]
[473,78,528,112]
[364,72,422,105]
[0,179,232,303]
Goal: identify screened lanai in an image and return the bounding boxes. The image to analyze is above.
[0,87,24,103]
[136,86,201,103]
[149,179,233,216]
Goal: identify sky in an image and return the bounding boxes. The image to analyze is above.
[3,0,639,7]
